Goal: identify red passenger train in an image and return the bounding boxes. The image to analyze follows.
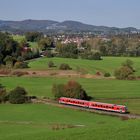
[59,97,127,113]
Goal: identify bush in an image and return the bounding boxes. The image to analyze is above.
[14,62,29,69]
[0,84,7,103]
[122,59,134,71]
[96,71,102,76]
[43,50,54,58]
[8,86,29,104]
[80,51,102,60]
[114,66,134,80]
[104,72,111,77]
[48,61,54,68]
[52,80,89,100]
[0,69,11,75]
[127,75,136,80]
[12,71,29,77]
[52,84,65,99]
[58,43,78,59]
[59,64,72,70]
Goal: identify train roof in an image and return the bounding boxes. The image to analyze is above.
[90,101,126,107]
[59,97,89,102]
[59,97,126,107]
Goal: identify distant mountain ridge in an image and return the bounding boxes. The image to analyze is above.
[0,19,139,34]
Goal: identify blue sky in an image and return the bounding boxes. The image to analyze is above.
[0,0,140,28]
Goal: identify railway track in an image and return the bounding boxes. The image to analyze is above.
[32,98,140,119]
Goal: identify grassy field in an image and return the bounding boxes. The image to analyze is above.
[0,56,140,139]
[28,57,140,75]
[1,77,140,114]
[12,35,38,48]
[0,104,139,140]
[12,35,25,42]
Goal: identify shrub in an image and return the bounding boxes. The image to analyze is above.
[14,62,29,69]
[122,59,134,72]
[59,64,72,70]
[8,86,29,104]
[0,84,7,103]
[80,51,102,60]
[63,81,88,100]
[52,80,89,100]
[96,71,102,76]
[12,71,29,77]
[0,69,11,75]
[58,43,78,59]
[114,66,134,80]
[48,61,54,68]
[32,72,36,74]
[43,50,54,58]
[52,84,65,99]
[104,72,111,77]
[127,75,136,80]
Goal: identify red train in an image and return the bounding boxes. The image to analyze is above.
[59,97,127,113]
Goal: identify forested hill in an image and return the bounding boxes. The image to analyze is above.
[0,19,139,34]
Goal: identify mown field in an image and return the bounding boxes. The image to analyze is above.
[0,104,140,140]
[1,77,140,114]
[28,57,140,75]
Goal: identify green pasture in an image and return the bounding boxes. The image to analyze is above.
[12,35,25,42]
[12,35,38,48]
[1,77,140,114]
[0,104,139,140]
[28,57,140,75]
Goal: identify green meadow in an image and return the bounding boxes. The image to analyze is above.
[0,104,139,140]
[12,35,38,48]
[0,56,140,140]
[28,57,140,75]
[1,77,140,114]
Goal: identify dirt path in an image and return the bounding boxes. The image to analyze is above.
[0,69,114,79]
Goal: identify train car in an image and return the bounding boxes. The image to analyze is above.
[59,97,89,108]
[59,97,127,113]
[88,101,127,113]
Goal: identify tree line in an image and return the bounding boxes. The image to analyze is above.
[86,36,140,57]
[0,32,40,68]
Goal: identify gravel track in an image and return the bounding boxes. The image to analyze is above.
[32,99,140,119]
